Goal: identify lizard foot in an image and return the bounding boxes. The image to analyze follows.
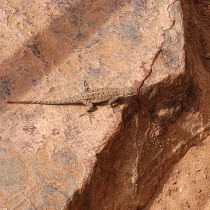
[79,111,94,123]
[111,106,121,113]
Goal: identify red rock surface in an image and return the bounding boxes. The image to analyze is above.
[1,0,210,209]
[142,136,210,210]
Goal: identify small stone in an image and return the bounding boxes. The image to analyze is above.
[172,181,177,185]
[184,201,190,208]
[206,53,210,59]
[196,189,201,193]
[180,187,183,193]
[195,168,200,172]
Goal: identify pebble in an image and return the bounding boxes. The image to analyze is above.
[206,53,210,59]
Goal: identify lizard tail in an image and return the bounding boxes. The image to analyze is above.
[7,100,68,105]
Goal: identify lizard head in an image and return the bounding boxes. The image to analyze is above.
[124,87,138,96]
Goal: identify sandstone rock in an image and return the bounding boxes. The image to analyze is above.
[0,0,208,209]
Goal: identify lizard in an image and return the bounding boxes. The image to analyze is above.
[7,81,138,122]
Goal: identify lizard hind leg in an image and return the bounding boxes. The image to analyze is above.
[110,105,121,113]
[108,97,121,113]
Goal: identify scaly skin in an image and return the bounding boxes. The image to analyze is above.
[7,86,138,122]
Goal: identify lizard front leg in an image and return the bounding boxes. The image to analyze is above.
[80,100,94,122]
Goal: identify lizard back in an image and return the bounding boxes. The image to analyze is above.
[7,87,138,104]
[78,87,138,103]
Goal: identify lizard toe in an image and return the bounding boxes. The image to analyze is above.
[111,106,121,113]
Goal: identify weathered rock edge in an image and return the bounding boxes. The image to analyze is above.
[66,0,210,209]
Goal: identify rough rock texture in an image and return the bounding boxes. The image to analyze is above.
[140,0,210,209]
[142,136,210,210]
[0,0,209,209]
